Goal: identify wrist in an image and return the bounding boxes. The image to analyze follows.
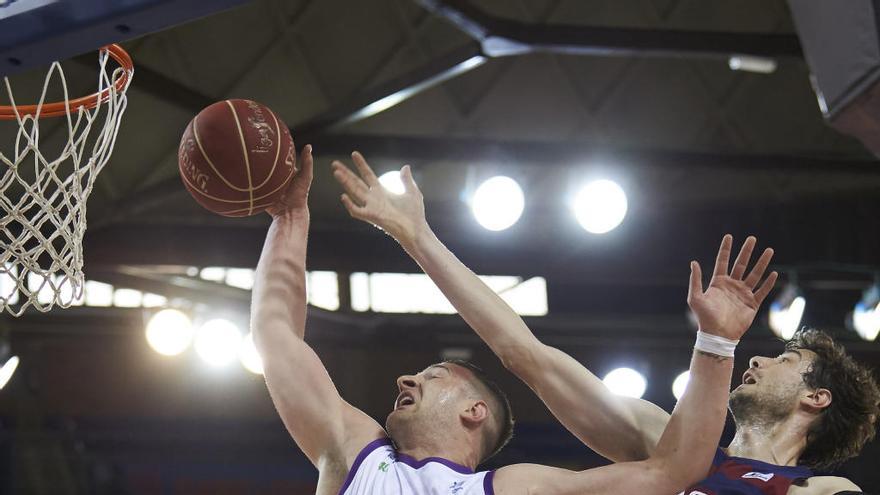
[399,221,433,252]
[271,207,309,225]
[694,331,738,358]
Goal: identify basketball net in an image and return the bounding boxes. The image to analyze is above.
[0,45,133,316]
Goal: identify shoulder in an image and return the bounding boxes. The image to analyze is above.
[789,475,861,495]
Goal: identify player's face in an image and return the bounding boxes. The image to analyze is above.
[386,363,473,426]
[729,349,817,420]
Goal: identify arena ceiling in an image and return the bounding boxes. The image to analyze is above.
[2,0,878,392]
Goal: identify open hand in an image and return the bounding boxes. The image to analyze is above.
[266,144,313,218]
[331,151,428,246]
[687,235,777,341]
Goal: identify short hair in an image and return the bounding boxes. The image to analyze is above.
[444,359,515,463]
[785,328,880,470]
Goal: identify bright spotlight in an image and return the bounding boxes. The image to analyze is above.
[145,309,194,357]
[378,171,406,195]
[194,318,243,367]
[572,179,627,234]
[852,286,880,342]
[0,356,19,390]
[603,367,647,398]
[768,284,805,340]
[239,332,264,375]
[672,371,690,400]
[471,176,525,231]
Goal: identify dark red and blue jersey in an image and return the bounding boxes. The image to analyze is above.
[679,448,813,495]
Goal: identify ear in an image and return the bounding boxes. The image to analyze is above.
[801,387,832,413]
[460,400,490,429]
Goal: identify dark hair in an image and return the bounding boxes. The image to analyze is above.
[444,359,515,462]
[785,328,880,470]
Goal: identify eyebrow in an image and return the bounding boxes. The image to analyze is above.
[782,350,803,360]
[423,364,450,374]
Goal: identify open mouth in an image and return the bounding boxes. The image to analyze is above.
[742,370,757,385]
[395,392,416,409]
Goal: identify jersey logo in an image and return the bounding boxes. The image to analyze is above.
[742,472,775,482]
[449,481,465,494]
[378,461,390,473]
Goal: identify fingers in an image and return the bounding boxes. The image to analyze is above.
[713,234,733,277]
[744,247,774,289]
[688,260,703,303]
[331,160,371,205]
[351,151,379,186]
[729,236,756,280]
[340,193,367,220]
[400,164,420,195]
[753,271,778,305]
[296,144,314,186]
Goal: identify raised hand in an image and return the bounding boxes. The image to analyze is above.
[266,144,314,218]
[687,235,777,341]
[331,151,428,246]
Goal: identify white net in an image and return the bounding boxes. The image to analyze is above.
[0,47,132,316]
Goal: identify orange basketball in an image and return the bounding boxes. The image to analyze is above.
[178,99,296,217]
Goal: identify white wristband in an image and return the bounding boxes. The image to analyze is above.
[694,331,738,357]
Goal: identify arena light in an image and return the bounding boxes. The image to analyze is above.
[852,285,880,342]
[378,171,406,195]
[239,332,264,375]
[194,318,243,367]
[768,284,805,340]
[728,55,777,74]
[145,309,194,357]
[571,179,628,234]
[471,176,525,231]
[0,355,19,391]
[602,367,647,398]
[672,370,690,400]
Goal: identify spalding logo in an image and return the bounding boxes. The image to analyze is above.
[246,101,275,154]
[179,137,209,192]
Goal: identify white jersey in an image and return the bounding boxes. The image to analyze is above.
[339,438,495,495]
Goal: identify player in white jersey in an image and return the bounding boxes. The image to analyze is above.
[339,438,495,494]
[251,146,777,495]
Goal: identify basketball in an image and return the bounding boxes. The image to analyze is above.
[178,99,296,217]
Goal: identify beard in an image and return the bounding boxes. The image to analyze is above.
[385,403,456,453]
[385,408,413,445]
[729,383,800,426]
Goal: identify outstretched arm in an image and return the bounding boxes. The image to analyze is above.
[331,153,668,462]
[331,155,779,493]
[253,146,383,469]
[491,235,778,494]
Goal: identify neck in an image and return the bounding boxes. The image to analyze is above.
[727,415,809,466]
[392,429,480,471]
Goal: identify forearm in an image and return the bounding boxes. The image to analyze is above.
[252,210,310,345]
[649,349,733,486]
[533,347,668,462]
[403,228,667,461]
[401,227,541,369]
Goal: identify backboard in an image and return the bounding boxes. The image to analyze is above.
[0,0,253,76]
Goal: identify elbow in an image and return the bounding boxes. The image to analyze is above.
[499,343,549,378]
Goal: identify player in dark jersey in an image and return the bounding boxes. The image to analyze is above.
[331,156,880,495]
